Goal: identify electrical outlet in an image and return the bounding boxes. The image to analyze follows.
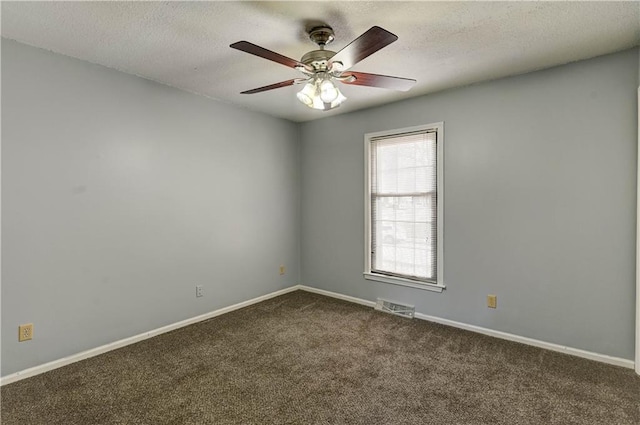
[487,295,497,309]
[279,265,285,275]
[196,285,203,298]
[19,323,33,342]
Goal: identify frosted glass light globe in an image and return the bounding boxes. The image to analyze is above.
[319,79,339,103]
[296,82,316,107]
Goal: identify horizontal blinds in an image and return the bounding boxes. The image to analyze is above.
[371,130,437,282]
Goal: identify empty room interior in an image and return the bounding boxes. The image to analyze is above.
[2,2,640,424]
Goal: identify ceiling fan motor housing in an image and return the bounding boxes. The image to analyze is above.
[302,26,339,72]
[301,49,337,72]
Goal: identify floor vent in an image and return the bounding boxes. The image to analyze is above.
[374,298,415,319]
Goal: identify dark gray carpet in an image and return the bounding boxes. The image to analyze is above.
[2,290,639,424]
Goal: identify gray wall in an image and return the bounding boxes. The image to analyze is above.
[2,39,638,377]
[300,48,639,360]
[1,39,300,376]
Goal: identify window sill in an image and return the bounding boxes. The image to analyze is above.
[363,272,446,293]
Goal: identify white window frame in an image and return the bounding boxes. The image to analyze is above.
[363,122,445,293]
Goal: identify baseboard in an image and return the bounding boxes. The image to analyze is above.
[0,285,300,386]
[297,285,635,370]
[412,312,634,369]
[298,285,376,308]
[4,283,633,386]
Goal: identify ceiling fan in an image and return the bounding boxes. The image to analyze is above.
[230,25,416,111]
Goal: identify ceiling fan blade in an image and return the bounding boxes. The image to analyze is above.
[240,79,300,94]
[341,71,416,92]
[329,26,398,71]
[230,41,310,71]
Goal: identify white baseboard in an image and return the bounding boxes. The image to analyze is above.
[299,285,376,308]
[0,285,300,386]
[3,283,633,386]
[412,312,634,369]
[297,285,635,370]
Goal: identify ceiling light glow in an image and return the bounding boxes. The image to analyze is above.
[297,76,346,111]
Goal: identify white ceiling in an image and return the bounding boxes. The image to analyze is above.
[2,1,639,122]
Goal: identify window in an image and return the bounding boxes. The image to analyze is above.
[364,123,444,292]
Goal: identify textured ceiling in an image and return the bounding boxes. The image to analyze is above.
[2,1,639,122]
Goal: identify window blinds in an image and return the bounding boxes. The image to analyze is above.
[370,130,437,282]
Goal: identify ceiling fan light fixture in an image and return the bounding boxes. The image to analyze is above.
[311,93,326,110]
[296,82,317,107]
[330,89,347,108]
[319,78,339,103]
[297,77,345,111]
[311,84,346,111]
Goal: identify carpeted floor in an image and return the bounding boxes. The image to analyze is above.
[1,290,639,424]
